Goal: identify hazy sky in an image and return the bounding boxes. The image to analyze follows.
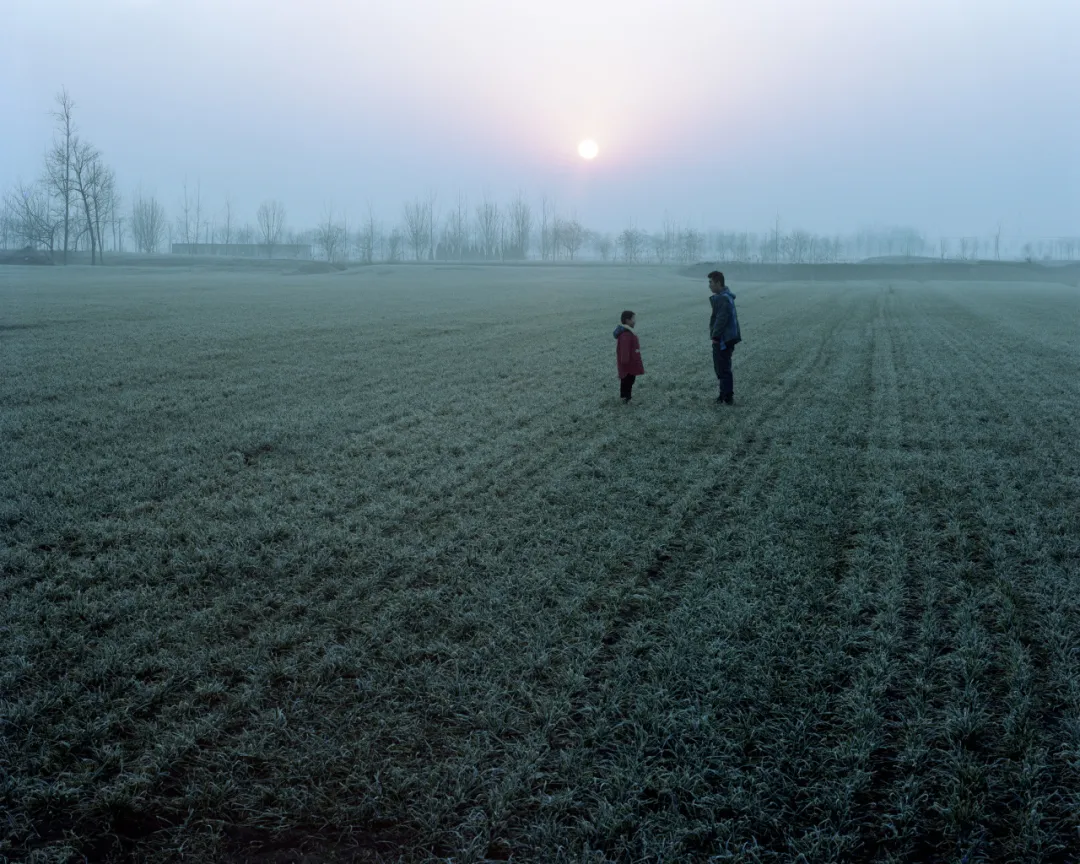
[3,0,1077,238]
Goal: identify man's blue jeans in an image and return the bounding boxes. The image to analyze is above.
[713,342,734,397]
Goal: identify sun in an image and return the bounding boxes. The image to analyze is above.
[578,139,599,160]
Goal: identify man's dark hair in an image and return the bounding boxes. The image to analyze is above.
[708,270,725,287]
[620,310,635,324]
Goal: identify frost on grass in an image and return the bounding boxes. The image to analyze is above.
[2,264,1079,862]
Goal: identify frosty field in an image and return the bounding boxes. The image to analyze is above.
[2,263,1080,862]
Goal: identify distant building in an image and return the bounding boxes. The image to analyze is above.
[170,243,313,259]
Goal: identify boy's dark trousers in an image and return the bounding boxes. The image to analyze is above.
[620,374,636,400]
[713,343,734,400]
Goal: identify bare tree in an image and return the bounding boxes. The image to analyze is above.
[130,189,167,253]
[109,200,125,254]
[678,228,702,264]
[443,192,469,260]
[594,233,614,261]
[560,216,586,260]
[788,229,811,263]
[771,214,782,264]
[69,138,107,264]
[539,195,553,261]
[44,89,77,264]
[4,180,59,253]
[358,205,380,264]
[199,202,209,246]
[665,218,678,263]
[550,215,565,261]
[498,213,510,261]
[652,215,677,263]
[651,232,668,263]
[713,231,729,262]
[175,180,203,253]
[189,193,201,248]
[507,191,531,260]
[256,199,286,258]
[476,193,500,260]
[89,164,116,262]
[739,232,752,262]
[619,225,644,264]
[315,207,346,261]
[402,198,429,261]
[176,182,192,250]
[218,195,234,252]
[0,208,13,250]
[426,189,438,260]
[387,227,404,262]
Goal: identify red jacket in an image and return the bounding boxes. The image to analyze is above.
[615,326,645,378]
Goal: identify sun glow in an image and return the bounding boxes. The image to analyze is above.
[578,139,599,160]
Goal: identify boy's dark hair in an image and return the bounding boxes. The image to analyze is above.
[620,310,635,324]
[708,270,725,287]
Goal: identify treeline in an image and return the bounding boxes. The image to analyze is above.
[289,216,1080,266]
[5,89,1080,265]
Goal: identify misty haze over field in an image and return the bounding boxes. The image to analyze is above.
[1,0,1077,247]
[5,4,1080,861]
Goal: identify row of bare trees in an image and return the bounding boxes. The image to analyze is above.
[171,182,287,258]
[7,94,1072,265]
[1,89,297,259]
[316,202,922,266]
[3,90,118,263]
[289,207,891,266]
[298,191,539,264]
[146,188,1079,265]
[275,217,1080,265]
[292,203,1079,267]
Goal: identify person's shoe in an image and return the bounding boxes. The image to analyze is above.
[622,397,632,404]
[723,394,735,405]
[715,395,725,404]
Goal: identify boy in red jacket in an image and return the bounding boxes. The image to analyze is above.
[613,310,645,403]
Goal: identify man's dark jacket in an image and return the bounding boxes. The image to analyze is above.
[710,289,741,349]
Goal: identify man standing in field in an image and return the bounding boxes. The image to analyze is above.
[709,271,741,404]
[614,310,644,403]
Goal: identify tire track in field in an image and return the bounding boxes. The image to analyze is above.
[517,285,884,858]
[315,282,834,557]
[870,287,961,859]
[784,286,1080,860]
[325,291,867,814]
[309,286,868,858]
[548,283,1038,861]
[542,286,864,755]
[333,331,688,553]
[341,277,829,526]
[815,287,954,859]
[905,292,1077,457]
[352,288,859,601]
[896,290,1080,858]
[842,288,1079,859]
